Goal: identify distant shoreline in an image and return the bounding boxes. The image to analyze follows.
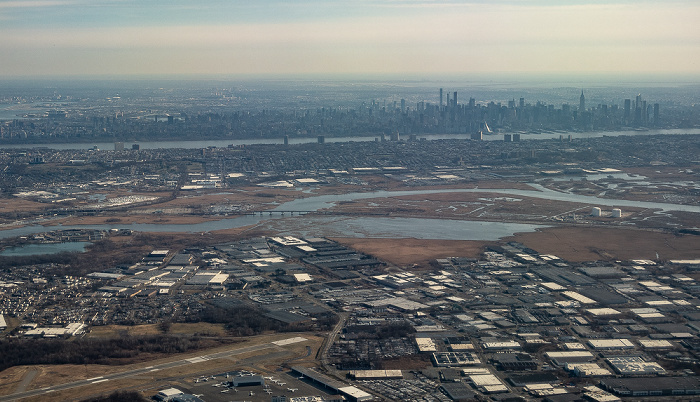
[0,129,699,150]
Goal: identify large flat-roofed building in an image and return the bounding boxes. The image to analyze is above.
[638,339,674,349]
[432,352,481,366]
[587,339,635,350]
[562,291,597,305]
[185,271,228,286]
[482,341,521,350]
[605,356,666,375]
[230,375,265,387]
[468,374,508,394]
[545,351,595,366]
[348,370,402,380]
[415,337,437,352]
[291,366,373,401]
[600,377,700,397]
[154,388,183,401]
[566,363,612,377]
[24,322,86,338]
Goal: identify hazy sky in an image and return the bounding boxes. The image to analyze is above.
[0,0,698,78]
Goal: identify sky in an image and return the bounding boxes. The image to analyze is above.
[0,0,698,79]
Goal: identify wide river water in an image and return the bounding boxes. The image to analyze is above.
[0,186,698,241]
[0,241,90,256]
[0,128,699,150]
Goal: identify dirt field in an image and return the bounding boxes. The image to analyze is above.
[508,226,700,262]
[0,197,49,214]
[333,237,490,267]
[335,225,700,266]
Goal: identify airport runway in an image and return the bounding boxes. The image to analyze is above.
[4,337,307,402]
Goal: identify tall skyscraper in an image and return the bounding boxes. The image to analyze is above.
[654,103,660,125]
[579,90,585,112]
[519,98,525,109]
[624,99,631,122]
[439,88,443,107]
[453,91,457,107]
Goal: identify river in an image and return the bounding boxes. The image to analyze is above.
[0,186,697,241]
[0,128,699,150]
[0,241,90,256]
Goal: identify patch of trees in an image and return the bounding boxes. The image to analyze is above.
[0,335,231,372]
[194,304,283,336]
[0,237,151,277]
[314,313,339,331]
[193,303,339,336]
[81,391,149,402]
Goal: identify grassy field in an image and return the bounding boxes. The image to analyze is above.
[0,333,324,402]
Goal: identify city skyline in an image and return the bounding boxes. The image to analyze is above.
[0,0,699,78]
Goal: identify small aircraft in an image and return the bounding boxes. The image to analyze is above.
[287,388,298,392]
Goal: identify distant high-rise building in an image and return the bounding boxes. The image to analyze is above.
[400,98,405,112]
[132,144,140,150]
[284,135,289,145]
[519,98,525,109]
[579,90,585,112]
[114,142,124,151]
[453,91,457,107]
[439,88,443,107]
[317,135,325,144]
[624,99,631,122]
[654,103,660,125]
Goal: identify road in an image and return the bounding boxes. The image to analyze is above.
[3,337,308,402]
[319,312,348,377]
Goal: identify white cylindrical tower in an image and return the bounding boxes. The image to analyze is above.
[612,208,622,218]
[591,207,602,217]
